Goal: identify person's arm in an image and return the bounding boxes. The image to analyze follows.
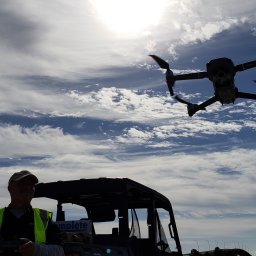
[17,238,64,256]
[32,243,64,256]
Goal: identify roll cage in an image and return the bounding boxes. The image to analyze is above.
[34,178,182,256]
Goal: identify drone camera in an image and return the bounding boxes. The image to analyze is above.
[207,58,236,83]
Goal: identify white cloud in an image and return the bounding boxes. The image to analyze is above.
[149,1,256,60]
[180,19,240,44]
[251,27,256,36]
[115,119,242,144]
[67,87,189,121]
[0,124,109,158]
[0,0,255,78]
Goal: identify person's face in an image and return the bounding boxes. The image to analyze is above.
[9,177,36,206]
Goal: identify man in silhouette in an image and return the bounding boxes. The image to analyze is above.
[0,170,64,256]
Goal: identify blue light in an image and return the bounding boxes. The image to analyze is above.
[106,248,111,254]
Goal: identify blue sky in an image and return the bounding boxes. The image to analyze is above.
[0,0,256,254]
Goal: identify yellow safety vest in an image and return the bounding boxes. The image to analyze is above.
[0,207,52,244]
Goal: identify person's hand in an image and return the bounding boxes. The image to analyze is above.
[18,238,34,256]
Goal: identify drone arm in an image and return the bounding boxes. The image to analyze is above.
[235,60,256,72]
[199,96,217,108]
[187,96,217,117]
[236,91,256,100]
[174,72,208,81]
[174,95,192,105]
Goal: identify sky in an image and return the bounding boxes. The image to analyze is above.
[0,0,256,254]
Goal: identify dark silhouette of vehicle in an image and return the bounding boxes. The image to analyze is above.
[21,178,251,256]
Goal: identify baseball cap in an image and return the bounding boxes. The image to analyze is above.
[8,170,38,185]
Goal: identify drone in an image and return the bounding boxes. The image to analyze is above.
[149,55,256,116]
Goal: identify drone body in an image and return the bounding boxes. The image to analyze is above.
[150,55,256,116]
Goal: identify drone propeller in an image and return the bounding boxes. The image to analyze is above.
[149,55,175,96]
[149,54,170,70]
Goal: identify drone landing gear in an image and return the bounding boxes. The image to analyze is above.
[187,104,205,117]
[172,95,217,116]
[172,95,205,116]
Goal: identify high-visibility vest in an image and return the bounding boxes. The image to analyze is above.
[0,207,52,244]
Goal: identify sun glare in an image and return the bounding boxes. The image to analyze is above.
[90,0,168,36]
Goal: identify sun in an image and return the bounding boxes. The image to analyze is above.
[90,0,168,37]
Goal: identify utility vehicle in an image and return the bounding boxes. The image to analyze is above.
[6,177,248,256]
